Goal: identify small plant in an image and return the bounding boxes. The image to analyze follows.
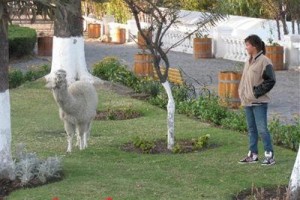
[9,69,24,88]
[14,143,63,186]
[92,57,140,90]
[193,134,210,150]
[195,32,209,38]
[269,115,300,151]
[135,78,161,97]
[9,65,50,88]
[24,64,50,81]
[132,137,155,154]
[220,109,247,132]
[172,143,183,154]
[267,28,280,46]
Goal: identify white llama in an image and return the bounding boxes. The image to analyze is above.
[47,69,98,152]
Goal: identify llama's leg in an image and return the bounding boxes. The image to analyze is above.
[64,121,75,153]
[75,129,80,147]
[76,124,85,150]
[76,123,89,150]
[84,122,92,149]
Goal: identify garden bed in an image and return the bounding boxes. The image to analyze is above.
[122,138,218,154]
[0,176,63,199]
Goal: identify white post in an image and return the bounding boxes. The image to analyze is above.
[288,145,300,200]
[213,26,233,58]
[284,35,300,69]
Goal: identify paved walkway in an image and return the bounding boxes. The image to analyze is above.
[9,40,300,124]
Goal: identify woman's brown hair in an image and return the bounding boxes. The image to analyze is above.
[244,34,266,55]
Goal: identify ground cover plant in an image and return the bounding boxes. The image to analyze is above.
[5,78,297,199]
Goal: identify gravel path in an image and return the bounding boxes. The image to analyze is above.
[9,40,300,123]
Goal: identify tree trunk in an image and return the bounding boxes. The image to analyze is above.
[45,0,100,84]
[280,15,289,35]
[162,81,175,150]
[0,2,15,180]
[297,20,300,34]
[288,145,300,200]
[291,20,295,34]
[276,17,281,40]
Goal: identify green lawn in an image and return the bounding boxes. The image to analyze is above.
[8,79,296,200]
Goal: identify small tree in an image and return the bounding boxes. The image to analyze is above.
[124,0,223,150]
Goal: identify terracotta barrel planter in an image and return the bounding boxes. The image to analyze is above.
[38,36,53,56]
[88,24,101,38]
[137,30,152,50]
[218,71,242,109]
[266,45,284,70]
[133,54,154,77]
[193,38,213,59]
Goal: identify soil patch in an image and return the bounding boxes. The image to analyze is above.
[0,176,63,199]
[121,139,218,154]
[94,109,143,120]
[234,185,289,200]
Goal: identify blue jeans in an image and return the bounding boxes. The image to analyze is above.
[245,104,273,154]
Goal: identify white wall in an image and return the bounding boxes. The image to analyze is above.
[84,11,300,69]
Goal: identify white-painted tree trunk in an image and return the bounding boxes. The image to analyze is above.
[45,36,102,84]
[288,144,300,200]
[0,90,15,180]
[162,81,175,150]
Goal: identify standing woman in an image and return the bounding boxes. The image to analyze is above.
[238,34,276,165]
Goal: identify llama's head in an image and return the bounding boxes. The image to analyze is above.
[46,70,67,89]
[54,70,67,88]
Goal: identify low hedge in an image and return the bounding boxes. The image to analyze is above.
[9,65,50,89]
[8,25,37,58]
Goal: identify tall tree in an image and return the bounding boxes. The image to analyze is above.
[217,0,266,18]
[124,0,223,150]
[260,0,289,40]
[0,1,15,180]
[286,0,300,34]
[0,0,104,180]
[44,0,100,84]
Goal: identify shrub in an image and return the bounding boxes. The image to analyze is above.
[92,57,140,89]
[220,109,247,132]
[8,25,37,58]
[193,134,210,149]
[133,137,155,154]
[9,65,50,88]
[269,115,300,151]
[9,69,24,89]
[24,64,50,81]
[135,78,161,97]
[14,144,62,186]
[191,95,228,125]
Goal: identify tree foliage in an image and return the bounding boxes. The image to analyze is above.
[124,0,224,81]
